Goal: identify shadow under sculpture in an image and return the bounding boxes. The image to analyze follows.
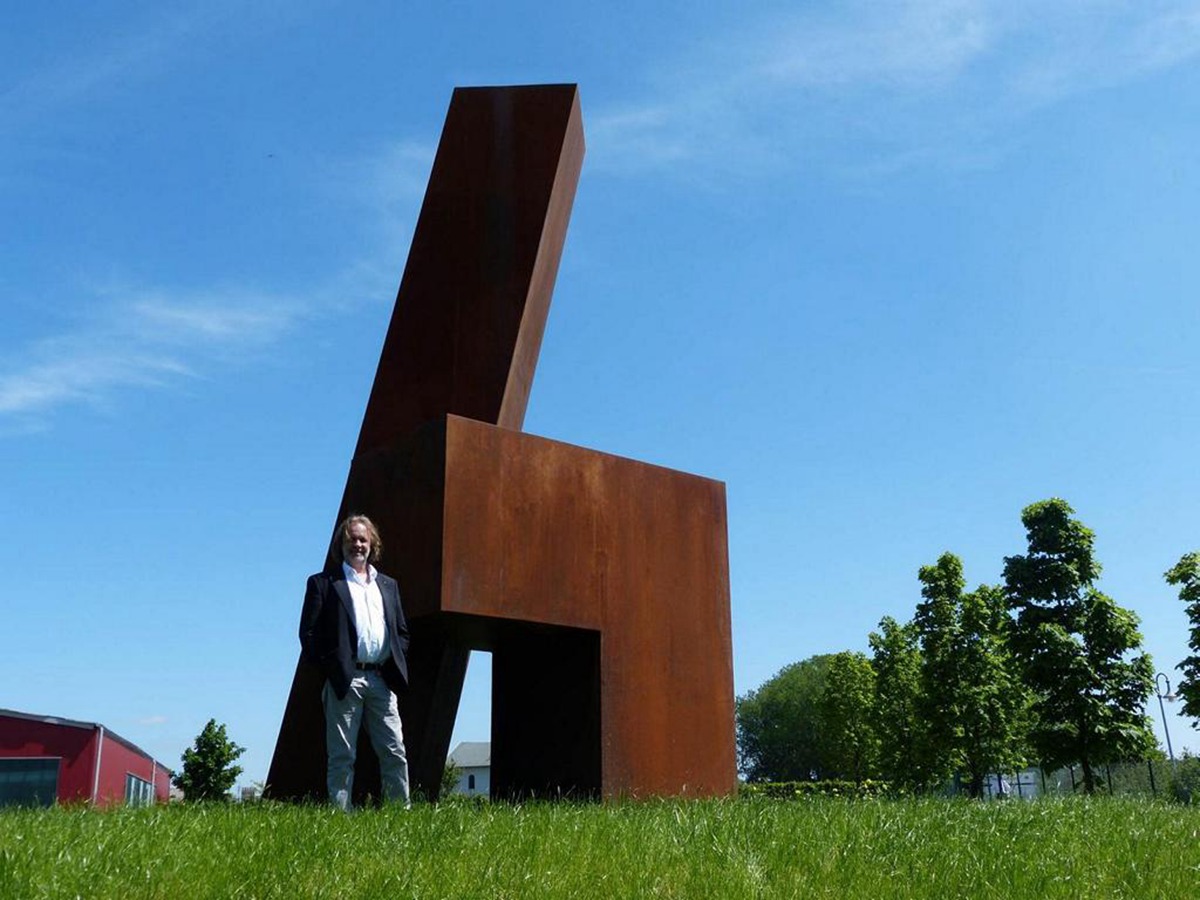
[266,84,736,803]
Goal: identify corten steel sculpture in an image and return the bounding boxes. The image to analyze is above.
[266,84,735,802]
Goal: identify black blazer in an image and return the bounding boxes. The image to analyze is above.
[299,566,410,701]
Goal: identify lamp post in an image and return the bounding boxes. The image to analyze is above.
[1155,672,1177,766]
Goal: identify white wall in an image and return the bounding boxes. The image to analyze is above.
[453,765,490,797]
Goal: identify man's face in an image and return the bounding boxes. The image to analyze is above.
[342,521,372,569]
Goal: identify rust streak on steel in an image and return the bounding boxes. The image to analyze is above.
[355,84,585,452]
[266,83,736,804]
[438,415,735,797]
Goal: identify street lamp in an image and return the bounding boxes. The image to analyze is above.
[1155,672,1177,765]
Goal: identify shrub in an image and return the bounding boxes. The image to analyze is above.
[740,779,892,800]
[173,719,245,802]
[1169,753,1200,804]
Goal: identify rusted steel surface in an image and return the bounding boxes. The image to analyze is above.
[354,83,585,452]
[267,84,584,804]
[266,83,736,803]
[440,415,736,798]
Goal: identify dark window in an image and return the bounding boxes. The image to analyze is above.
[0,758,60,808]
[125,773,154,807]
[468,774,476,790]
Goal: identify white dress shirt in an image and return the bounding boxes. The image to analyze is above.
[342,561,389,664]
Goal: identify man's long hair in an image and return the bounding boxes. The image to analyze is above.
[331,513,383,564]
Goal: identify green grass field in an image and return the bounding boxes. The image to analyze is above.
[2,797,1198,899]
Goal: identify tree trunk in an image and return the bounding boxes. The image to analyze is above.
[1080,759,1097,794]
[963,767,985,799]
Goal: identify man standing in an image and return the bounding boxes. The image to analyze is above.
[299,514,411,809]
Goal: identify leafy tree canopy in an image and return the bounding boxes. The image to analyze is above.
[1004,499,1154,793]
[914,554,1028,795]
[736,655,835,782]
[1166,552,1200,725]
[173,719,245,802]
[819,651,878,783]
[869,616,925,790]
[442,758,463,800]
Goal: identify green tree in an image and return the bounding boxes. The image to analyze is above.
[869,616,927,790]
[915,554,1029,797]
[736,655,835,782]
[441,758,463,799]
[173,719,245,802]
[818,651,879,783]
[954,583,1029,795]
[1165,551,1200,724]
[914,553,966,787]
[1003,499,1155,793]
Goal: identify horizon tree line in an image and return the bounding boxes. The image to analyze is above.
[737,498,1198,795]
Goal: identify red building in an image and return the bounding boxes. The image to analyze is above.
[0,708,172,808]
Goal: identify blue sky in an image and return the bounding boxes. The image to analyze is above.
[3,1,1198,789]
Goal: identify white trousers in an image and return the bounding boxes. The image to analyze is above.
[322,672,410,809]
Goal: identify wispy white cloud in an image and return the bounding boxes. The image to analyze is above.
[18,3,1194,427]
[0,285,301,425]
[0,355,190,420]
[752,0,993,89]
[136,715,169,726]
[1130,4,1200,71]
[353,141,437,209]
[0,128,431,430]
[0,2,320,132]
[0,8,221,133]
[589,0,1200,178]
[1004,2,1200,102]
[126,292,297,344]
[324,139,436,256]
